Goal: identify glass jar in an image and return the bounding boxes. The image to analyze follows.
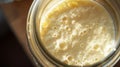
[27,0,120,67]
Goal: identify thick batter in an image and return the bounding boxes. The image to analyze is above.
[40,0,115,66]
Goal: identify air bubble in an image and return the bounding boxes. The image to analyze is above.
[80,31,85,36]
[83,30,87,34]
[95,58,98,61]
[61,15,69,24]
[67,56,73,61]
[53,26,57,30]
[62,16,67,21]
[59,42,68,50]
[93,44,100,50]
[67,27,71,32]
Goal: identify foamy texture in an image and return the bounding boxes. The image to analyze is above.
[40,0,115,66]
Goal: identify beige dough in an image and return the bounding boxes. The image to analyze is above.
[40,0,115,66]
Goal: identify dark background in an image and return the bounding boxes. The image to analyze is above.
[0,8,34,67]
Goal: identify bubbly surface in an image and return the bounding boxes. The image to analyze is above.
[40,0,115,66]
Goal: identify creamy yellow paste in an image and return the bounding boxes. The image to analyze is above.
[40,0,115,66]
